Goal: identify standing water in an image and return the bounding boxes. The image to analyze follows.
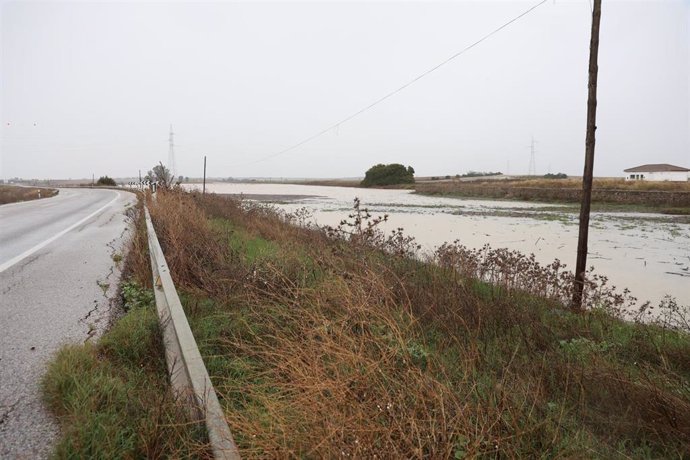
[186,183,690,308]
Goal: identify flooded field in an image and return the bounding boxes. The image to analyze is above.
[186,183,690,308]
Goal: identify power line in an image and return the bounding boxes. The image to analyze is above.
[235,0,549,167]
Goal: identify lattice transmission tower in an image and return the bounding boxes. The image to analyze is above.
[168,124,176,179]
[528,136,537,176]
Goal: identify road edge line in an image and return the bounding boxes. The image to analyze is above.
[0,191,120,274]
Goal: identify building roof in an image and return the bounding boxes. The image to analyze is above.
[624,164,690,173]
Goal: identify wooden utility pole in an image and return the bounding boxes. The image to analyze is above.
[203,156,207,195]
[572,0,602,310]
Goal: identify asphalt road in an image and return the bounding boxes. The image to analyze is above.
[0,188,135,458]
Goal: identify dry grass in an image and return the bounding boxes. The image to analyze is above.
[517,177,690,191]
[141,189,690,458]
[0,184,58,204]
[416,178,690,208]
[416,177,690,193]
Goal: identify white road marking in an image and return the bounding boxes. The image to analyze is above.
[0,191,120,273]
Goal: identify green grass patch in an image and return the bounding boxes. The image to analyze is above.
[43,281,210,459]
[210,218,279,263]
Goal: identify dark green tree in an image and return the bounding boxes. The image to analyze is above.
[361,164,415,187]
[543,173,568,179]
[96,176,116,186]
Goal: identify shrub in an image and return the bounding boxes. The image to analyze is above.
[462,171,503,178]
[361,164,415,187]
[96,176,117,186]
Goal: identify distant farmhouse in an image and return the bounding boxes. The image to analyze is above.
[624,164,690,182]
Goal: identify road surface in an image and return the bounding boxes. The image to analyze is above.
[0,188,135,458]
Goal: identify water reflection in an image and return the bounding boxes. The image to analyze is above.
[185,183,690,308]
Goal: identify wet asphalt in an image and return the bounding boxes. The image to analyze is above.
[0,188,135,458]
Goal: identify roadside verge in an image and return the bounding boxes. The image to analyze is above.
[144,205,240,459]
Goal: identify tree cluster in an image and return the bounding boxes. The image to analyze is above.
[462,171,502,178]
[543,173,568,179]
[96,176,117,186]
[361,164,415,187]
[145,162,175,188]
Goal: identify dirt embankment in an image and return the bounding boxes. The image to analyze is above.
[416,180,690,208]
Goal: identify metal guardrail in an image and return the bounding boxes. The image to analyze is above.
[144,206,240,460]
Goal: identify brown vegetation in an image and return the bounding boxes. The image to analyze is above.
[136,189,690,458]
[0,184,58,204]
[527,178,690,191]
[416,178,690,208]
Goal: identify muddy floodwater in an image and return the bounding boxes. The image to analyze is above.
[186,183,690,308]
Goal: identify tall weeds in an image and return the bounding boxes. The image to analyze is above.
[433,242,641,318]
[142,190,690,458]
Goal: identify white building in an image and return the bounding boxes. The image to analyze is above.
[623,164,690,182]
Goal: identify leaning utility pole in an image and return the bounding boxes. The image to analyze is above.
[572,0,602,310]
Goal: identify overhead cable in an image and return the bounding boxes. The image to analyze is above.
[237,0,549,167]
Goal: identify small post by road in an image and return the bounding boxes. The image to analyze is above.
[203,156,207,195]
[572,0,602,310]
[139,169,142,190]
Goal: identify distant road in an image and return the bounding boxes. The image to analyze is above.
[0,188,135,458]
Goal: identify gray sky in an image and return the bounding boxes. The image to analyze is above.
[1,0,688,180]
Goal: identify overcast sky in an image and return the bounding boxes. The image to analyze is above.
[1,0,688,180]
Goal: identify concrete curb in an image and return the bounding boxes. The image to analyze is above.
[144,206,240,460]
